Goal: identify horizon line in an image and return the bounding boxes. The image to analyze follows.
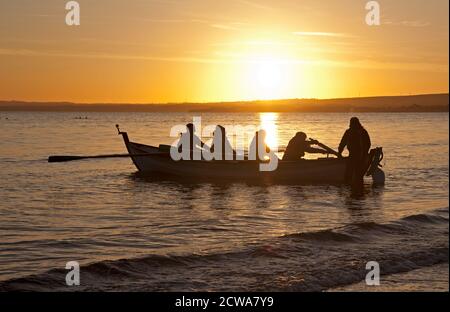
[1,92,449,106]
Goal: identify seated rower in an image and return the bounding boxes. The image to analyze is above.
[249,129,278,161]
[282,132,328,161]
[177,123,209,160]
[209,125,236,160]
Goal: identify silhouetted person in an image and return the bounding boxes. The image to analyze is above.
[282,132,329,160]
[210,125,236,160]
[249,129,276,161]
[338,117,371,195]
[177,123,208,160]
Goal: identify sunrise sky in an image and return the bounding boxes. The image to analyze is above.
[0,0,448,103]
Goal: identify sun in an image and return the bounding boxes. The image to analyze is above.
[256,60,282,89]
[243,56,291,100]
[232,44,298,101]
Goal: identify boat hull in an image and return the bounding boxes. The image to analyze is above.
[124,140,347,184]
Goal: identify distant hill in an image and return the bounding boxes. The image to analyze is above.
[0,94,448,113]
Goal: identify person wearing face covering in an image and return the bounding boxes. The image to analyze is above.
[338,117,371,194]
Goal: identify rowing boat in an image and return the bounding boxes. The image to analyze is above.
[118,128,351,184]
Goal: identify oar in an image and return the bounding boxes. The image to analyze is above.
[309,138,340,157]
[48,153,163,163]
[48,145,286,163]
[48,150,249,163]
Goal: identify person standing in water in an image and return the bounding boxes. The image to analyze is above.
[338,117,371,194]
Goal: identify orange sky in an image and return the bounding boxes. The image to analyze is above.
[0,0,448,103]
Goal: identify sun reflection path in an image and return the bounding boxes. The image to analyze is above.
[259,112,279,150]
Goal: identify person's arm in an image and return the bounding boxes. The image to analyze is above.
[308,140,341,157]
[364,130,371,151]
[305,146,329,154]
[200,139,208,148]
[193,134,209,150]
[177,133,184,152]
[338,130,349,154]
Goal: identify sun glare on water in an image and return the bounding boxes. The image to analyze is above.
[259,112,279,149]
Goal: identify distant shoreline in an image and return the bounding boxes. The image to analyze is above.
[0,93,448,113]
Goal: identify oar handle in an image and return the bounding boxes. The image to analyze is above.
[309,138,340,156]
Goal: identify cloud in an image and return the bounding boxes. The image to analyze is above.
[383,20,431,27]
[210,40,295,47]
[210,22,246,31]
[211,24,238,31]
[0,48,220,64]
[133,16,247,32]
[292,32,354,38]
[1,48,446,73]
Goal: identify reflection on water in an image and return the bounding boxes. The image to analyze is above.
[0,112,448,282]
[259,112,279,149]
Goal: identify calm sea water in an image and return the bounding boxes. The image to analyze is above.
[0,112,448,291]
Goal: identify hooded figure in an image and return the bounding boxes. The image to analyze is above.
[338,117,371,194]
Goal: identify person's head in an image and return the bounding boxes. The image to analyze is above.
[296,131,307,141]
[186,123,195,133]
[214,125,226,136]
[257,129,267,139]
[349,117,362,129]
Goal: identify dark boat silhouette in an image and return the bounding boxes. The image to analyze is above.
[117,125,383,184]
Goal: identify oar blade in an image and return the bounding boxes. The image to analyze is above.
[48,155,85,163]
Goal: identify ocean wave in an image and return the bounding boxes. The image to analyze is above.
[283,207,448,242]
[0,207,448,291]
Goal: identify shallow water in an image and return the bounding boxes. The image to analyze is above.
[0,112,448,291]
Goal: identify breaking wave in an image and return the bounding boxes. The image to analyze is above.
[1,207,448,292]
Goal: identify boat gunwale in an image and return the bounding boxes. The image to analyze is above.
[127,140,346,164]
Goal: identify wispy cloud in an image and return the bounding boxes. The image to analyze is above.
[292,32,354,38]
[1,48,446,73]
[210,22,246,31]
[133,16,247,32]
[211,24,238,31]
[383,20,431,27]
[133,18,191,23]
[0,48,220,64]
[210,40,295,47]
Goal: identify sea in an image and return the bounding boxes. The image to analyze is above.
[0,112,448,291]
